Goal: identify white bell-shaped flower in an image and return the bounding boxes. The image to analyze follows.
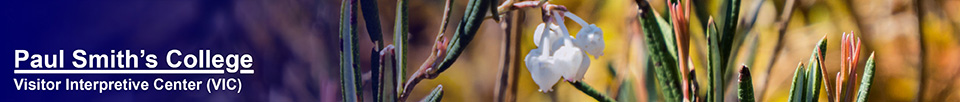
[564,11,605,57]
[534,23,566,54]
[533,23,550,47]
[574,24,604,58]
[524,11,605,92]
[527,24,566,92]
[524,49,561,92]
[554,39,591,82]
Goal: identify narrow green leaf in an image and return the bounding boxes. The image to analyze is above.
[805,59,821,102]
[382,61,397,101]
[655,13,678,58]
[380,45,398,102]
[633,0,677,58]
[738,65,755,102]
[637,0,676,60]
[339,0,361,101]
[717,0,742,88]
[420,85,444,102]
[718,0,741,52]
[637,0,681,101]
[435,0,491,73]
[805,37,827,102]
[360,0,383,47]
[370,48,382,101]
[787,63,805,102]
[393,0,409,95]
[706,17,724,102]
[856,53,877,102]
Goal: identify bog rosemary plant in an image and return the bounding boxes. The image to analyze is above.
[340,0,881,101]
[786,33,877,102]
[832,33,876,102]
[516,1,612,101]
[787,36,826,102]
[635,0,758,101]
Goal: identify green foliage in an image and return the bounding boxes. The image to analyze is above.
[634,0,752,101]
[360,0,384,100]
[738,65,755,102]
[339,0,361,101]
[435,0,491,73]
[656,14,678,58]
[636,0,682,101]
[805,38,826,102]
[420,85,444,102]
[706,17,724,102]
[787,37,827,102]
[370,48,383,101]
[856,53,877,102]
[393,0,409,94]
[360,0,383,46]
[787,63,806,102]
[718,0,741,70]
[380,45,398,102]
[343,0,494,101]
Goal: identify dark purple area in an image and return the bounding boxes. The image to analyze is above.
[1,0,343,102]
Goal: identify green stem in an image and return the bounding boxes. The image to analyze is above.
[569,81,616,102]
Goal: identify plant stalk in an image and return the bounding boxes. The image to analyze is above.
[569,81,616,102]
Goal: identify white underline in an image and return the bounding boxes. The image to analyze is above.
[13,69,255,74]
[239,70,254,74]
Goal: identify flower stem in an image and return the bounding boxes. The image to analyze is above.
[568,81,615,102]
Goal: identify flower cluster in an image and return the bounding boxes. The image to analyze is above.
[524,11,605,92]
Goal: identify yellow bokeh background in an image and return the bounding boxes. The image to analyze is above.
[360,0,960,101]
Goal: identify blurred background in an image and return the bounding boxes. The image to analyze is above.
[2,0,957,102]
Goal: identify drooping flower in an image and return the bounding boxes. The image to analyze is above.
[524,49,561,92]
[524,11,604,92]
[565,12,605,57]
